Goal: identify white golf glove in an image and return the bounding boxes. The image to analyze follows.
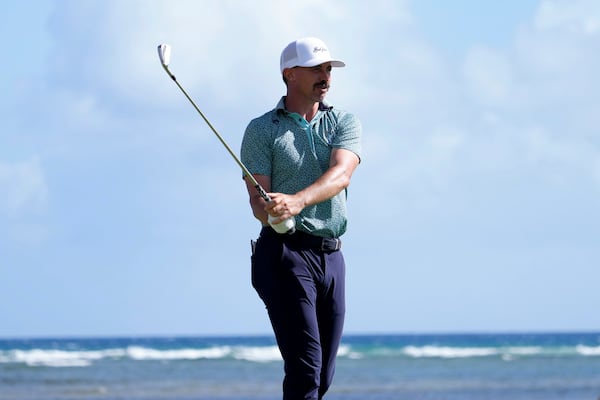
[268,214,296,234]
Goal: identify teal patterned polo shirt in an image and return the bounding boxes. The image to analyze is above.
[240,97,362,238]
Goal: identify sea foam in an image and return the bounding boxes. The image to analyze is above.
[2,338,598,368]
[575,345,600,356]
[126,345,232,360]
[403,345,498,358]
[0,348,125,367]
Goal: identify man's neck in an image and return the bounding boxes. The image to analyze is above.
[284,95,319,122]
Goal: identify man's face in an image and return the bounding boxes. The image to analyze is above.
[287,62,333,102]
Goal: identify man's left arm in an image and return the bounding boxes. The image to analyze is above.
[266,148,360,222]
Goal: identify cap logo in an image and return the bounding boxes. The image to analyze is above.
[313,46,327,53]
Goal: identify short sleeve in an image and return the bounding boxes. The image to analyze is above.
[332,111,362,162]
[240,116,273,177]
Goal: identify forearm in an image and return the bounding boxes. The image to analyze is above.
[296,163,352,208]
[245,175,270,225]
[244,170,346,227]
[296,148,359,208]
[244,150,359,225]
[250,194,269,225]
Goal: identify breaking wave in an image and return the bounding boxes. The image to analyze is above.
[1,342,598,368]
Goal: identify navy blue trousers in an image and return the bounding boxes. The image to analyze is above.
[251,227,346,400]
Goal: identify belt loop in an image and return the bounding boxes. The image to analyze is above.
[321,238,342,252]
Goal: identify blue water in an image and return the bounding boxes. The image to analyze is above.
[1,333,599,399]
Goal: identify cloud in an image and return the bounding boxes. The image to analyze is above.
[45,0,413,112]
[20,0,600,222]
[0,157,48,218]
[535,0,600,34]
[37,0,422,190]
[464,47,513,105]
[346,0,600,227]
[441,1,599,187]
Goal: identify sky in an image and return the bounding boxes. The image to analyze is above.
[1,0,599,338]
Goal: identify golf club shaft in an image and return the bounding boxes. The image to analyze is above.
[161,65,271,203]
[158,44,295,234]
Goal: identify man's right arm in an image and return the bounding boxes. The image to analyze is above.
[244,174,271,226]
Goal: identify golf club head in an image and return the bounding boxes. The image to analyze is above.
[157,44,171,67]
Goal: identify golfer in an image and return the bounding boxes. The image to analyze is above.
[241,37,362,399]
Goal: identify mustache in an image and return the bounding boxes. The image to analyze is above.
[314,80,329,89]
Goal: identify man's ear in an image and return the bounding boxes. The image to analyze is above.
[283,68,295,82]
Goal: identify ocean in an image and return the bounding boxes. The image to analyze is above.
[1,332,599,400]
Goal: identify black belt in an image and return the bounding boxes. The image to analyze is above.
[262,227,342,252]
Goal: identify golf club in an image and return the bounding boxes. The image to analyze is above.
[157,43,295,234]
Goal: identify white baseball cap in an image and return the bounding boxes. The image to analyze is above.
[280,37,345,73]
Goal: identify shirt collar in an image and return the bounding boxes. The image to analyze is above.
[275,97,332,113]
